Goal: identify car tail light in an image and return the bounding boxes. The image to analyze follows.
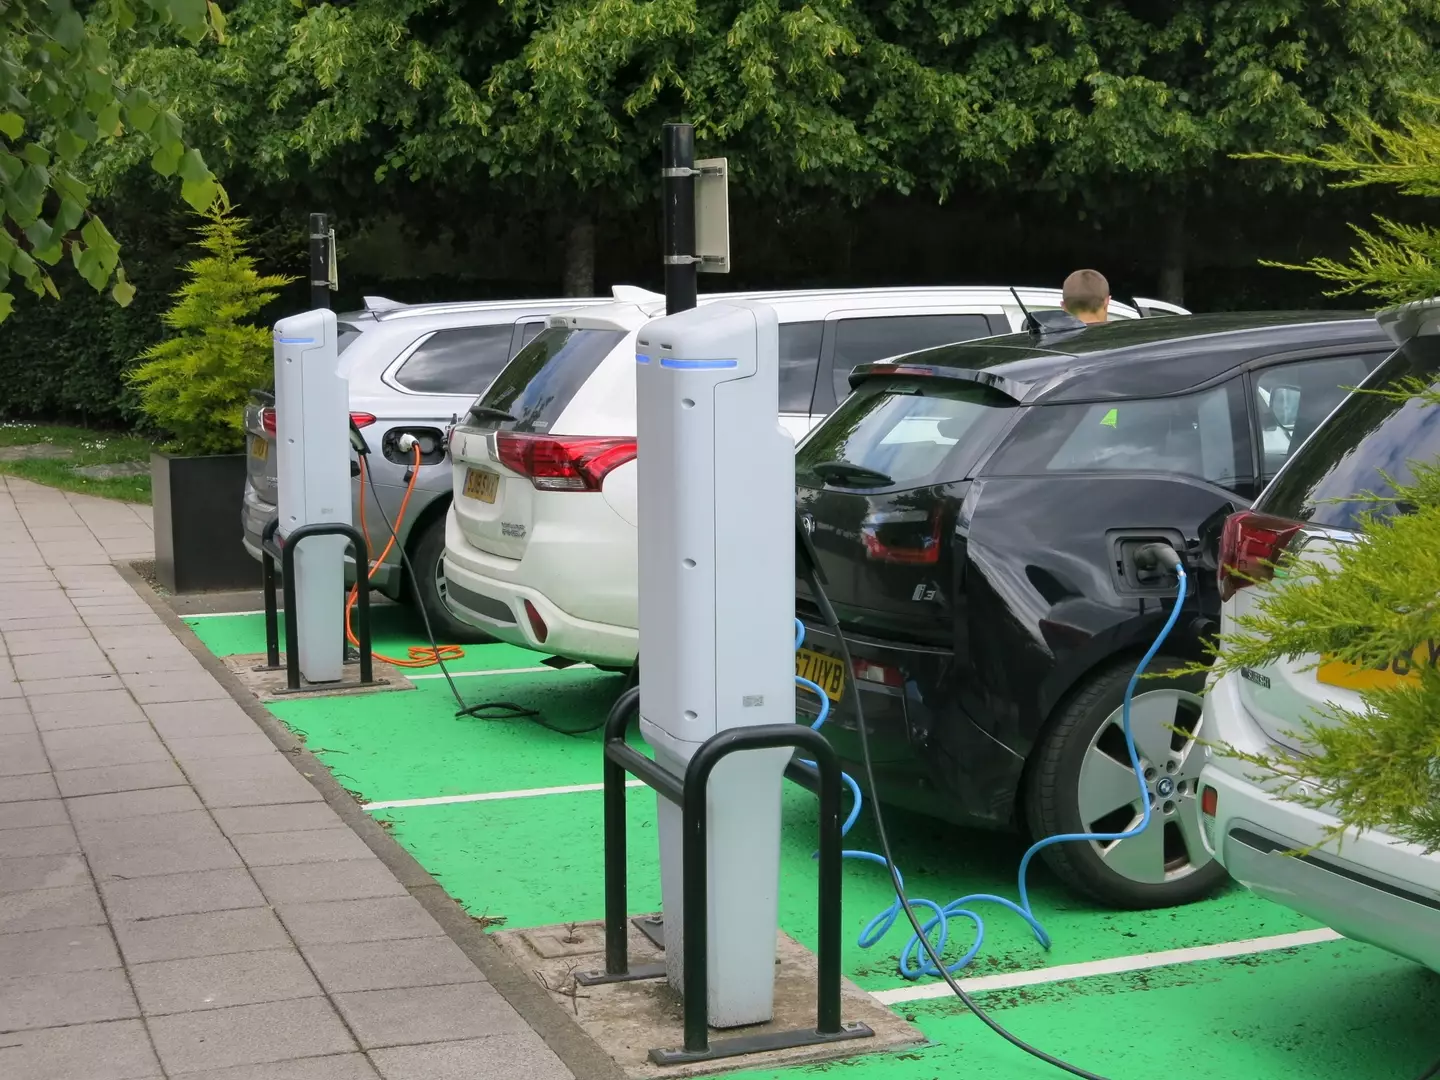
[862,506,943,564]
[524,600,548,644]
[852,659,903,688]
[1201,785,1218,817]
[495,432,637,492]
[1218,511,1302,601]
[262,409,375,435]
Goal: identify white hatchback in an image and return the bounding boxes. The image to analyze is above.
[1198,301,1440,973]
[443,285,1186,667]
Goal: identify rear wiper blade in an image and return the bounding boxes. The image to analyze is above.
[467,405,516,424]
[811,460,894,487]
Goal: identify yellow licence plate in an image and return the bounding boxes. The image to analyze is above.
[796,648,845,703]
[1316,640,1438,691]
[250,437,268,461]
[463,467,500,504]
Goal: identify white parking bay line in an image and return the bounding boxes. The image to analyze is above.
[869,927,1342,1006]
[363,780,646,811]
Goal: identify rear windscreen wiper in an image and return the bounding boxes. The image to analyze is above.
[468,405,516,424]
[811,460,894,487]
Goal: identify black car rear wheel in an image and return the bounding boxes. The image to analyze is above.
[407,515,494,646]
[1024,657,1226,910]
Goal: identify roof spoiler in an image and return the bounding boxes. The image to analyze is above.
[362,295,406,312]
[1377,296,1440,346]
[849,361,1033,402]
[611,285,666,304]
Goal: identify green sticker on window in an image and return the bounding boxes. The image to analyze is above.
[1100,408,1118,428]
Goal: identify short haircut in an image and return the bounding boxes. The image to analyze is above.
[1063,269,1109,314]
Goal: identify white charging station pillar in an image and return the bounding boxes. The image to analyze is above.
[273,309,350,684]
[635,300,796,1028]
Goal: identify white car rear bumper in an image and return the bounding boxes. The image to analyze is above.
[1199,672,1440,972]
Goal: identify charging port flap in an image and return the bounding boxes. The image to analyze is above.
[1106,528,1187,597]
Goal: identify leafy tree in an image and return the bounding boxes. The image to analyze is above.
[128,194,294,456]
[1202,105,1440,851]
[0,0,223,322]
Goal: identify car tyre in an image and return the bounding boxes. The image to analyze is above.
[1024,656,1227,910]
[407,515,495,645]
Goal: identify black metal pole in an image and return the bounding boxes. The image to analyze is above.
[603,686,641,975]
[280,543,301,692]
[661,123,697,314]
[352,541,374,686]
[681,744,712,1054]
[812,738,844,1035]
[309,212,330,311]
[262,552,280,670]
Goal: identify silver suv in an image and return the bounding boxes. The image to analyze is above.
[241,292,619,640]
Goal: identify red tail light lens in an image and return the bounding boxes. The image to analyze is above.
[1218,510,1302,601]
[1201,785,1218,817]
[262,409,374,434]
[523,600,548,643]
[852,659,904,688]
[862,506,943,564]
[495,433,637,492]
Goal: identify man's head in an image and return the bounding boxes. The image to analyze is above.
[1062,269,1110,323]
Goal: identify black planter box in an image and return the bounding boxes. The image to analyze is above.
[152,452,256,593]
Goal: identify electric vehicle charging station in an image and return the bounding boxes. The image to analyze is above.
[272,308,351,684]
[635,299,796,1027]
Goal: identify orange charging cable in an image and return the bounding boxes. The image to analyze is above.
[347,445,465,668]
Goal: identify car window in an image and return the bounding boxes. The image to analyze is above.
[797,377,1016,489]
[337,322,364,356]
[1259,337,1440,530]
[472,327,628,434]
[393,325,514,395]
[986,383,1246,490]
[519,321,546,349]
[779,321,823,414]
[1254,355,1375,484]
[831,315,994,398]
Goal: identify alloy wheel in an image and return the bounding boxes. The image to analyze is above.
[1074,688,1210,886]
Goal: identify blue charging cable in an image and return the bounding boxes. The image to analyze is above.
[794,563,1189,980]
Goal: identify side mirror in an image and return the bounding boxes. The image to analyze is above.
[1270,384,1301,428]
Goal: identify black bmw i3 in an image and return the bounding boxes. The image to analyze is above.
[794,309,1395,909]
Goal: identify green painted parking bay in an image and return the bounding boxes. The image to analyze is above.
[185,609,1440,1078]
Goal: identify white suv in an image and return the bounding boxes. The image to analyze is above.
[1198,301,1440,973]
[443,286,1187,667]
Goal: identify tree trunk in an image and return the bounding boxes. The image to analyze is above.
[1159,205,1186,306]
[562,217,596,297]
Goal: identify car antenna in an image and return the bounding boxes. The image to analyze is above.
[1127,296,1148,318]
[1012,287,1085,336]
[1010,287,1039,333]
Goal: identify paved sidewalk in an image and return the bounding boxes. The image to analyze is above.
[0,477,578,1080]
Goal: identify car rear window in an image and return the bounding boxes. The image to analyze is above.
[393,325,515,395]
[830,314,996,398]
[337,322,364,355]
[985,383,1246,490]
[471,327,627,434]
[1259,336,1440,530]
[796,377,1016,489]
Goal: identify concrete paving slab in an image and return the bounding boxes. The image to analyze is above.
[122,670,228,704]
[0,822,79,858]
[0,1018,161,1080]
[0,797,67,830]
[79,811,243,881]
[0,851,90,894]
[0,967,138,1031]
[164,1056,380,1080]
[368,1033,575,1080]
[212,802,348,836]
[29,688,148,728]
[145,699,268,738]
[233,827,375,868]
[13,647,114,681]
[42,721,171,771]
[147,998,357,1074]
[301,938,487,995]
[188,758,328,808]
[334,983,532,1049]
[55,759,187,798]
[130,948,322,1015]
[114,906,292,964]
[0,923,121,976]
[0,706,37,735]
[0,771,59,802]
[102,867,267,922]
[0,883,106,933]
[167,731,283,762]
[276,896,448,946]
[66,785,202,821]
[0,731,48,775]
[251,860,411,905]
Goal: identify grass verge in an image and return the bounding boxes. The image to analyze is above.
[0,422,154,503]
